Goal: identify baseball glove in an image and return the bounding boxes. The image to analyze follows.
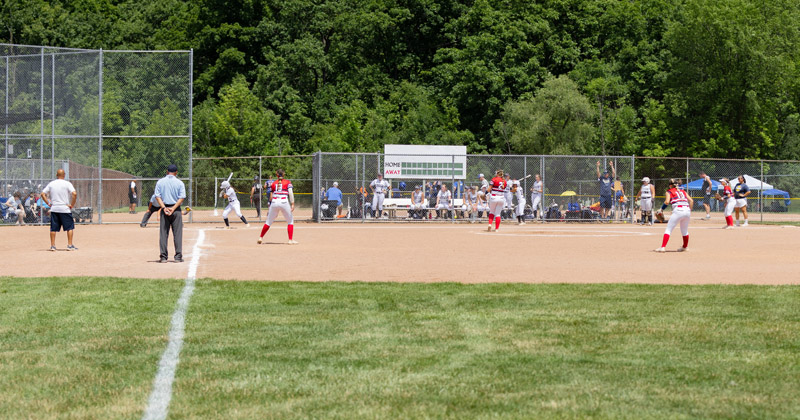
[182,206,193,216]
[655,211,665,223]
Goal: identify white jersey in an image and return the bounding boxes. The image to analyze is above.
[514,182,524,201]
[532,180,542,197]
[412,190,424,204]
[224,186,239,203]
[437,190,451,205]
[640,184,652,199]
[370,179,389,194]
[42,179,76,213]
[467,191,477,205]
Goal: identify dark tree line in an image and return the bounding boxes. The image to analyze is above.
[3,0,800,159]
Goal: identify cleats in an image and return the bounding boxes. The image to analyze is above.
[257,237,263,244]
[743,221,749,226]
[49,246,57,252]
[67,245,78,251]
[288,239,298,245]
[677,247,688,252]
[654,247,666,253]
[487,225,494,232]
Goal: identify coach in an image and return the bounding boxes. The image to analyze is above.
[41,168,78,251]
[154,164,186,263]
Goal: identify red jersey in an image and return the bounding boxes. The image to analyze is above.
[270,179,293,202]
[667,187,689,207]
[722,186,733,199]
[490,176,506,194]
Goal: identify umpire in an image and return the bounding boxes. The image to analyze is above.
[154,164,186,263]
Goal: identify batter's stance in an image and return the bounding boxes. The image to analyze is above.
[258,169,297,245]
[655,178,693,252]
[220,180,249,228]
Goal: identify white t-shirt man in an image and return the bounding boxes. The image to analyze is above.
[42,179,76,213]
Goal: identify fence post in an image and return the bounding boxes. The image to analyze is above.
[97,48,104,224]
[760,159,764,223]
[51,52,55,181]
[4,56,8,198]
[40,47,44,187]
[630,155,635,223]
[451,154,456,223]
[541,155,545,219]
[188,49,194,223]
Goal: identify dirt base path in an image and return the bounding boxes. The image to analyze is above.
[3,221,795,284]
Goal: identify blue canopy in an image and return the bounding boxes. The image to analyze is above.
[680,178,721,191]
[762,188,791,206]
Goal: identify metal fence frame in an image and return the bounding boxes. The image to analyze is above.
[314,152,800,224]
[1,43,192,225]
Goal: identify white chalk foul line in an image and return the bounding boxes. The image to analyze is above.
[142,229,206,420]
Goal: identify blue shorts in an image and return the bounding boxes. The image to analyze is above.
[50,212,75,232]
[600,195,613,209]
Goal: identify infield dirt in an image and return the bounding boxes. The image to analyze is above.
[3,218,798,284]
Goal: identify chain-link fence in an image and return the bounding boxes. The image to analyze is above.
[315,152,800,224]
[0,43,192,225]
[190,155,314,223]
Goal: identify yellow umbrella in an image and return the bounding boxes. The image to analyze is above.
[560,191,577,196]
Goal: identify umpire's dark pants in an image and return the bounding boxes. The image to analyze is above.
[253,198,261,218]
[159,205,183,260]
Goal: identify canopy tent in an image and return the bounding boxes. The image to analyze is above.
[762,188,791,206]
[681,178,721,191]
[730,174,773,190]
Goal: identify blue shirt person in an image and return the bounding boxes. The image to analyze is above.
[325,182,344,216]
[154,164,186,263]
[595,160,616,219]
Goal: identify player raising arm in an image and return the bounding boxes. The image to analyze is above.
[654,179,693,252]
[258,169,297,245]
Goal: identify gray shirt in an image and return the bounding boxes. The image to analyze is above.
[154,174,186,205]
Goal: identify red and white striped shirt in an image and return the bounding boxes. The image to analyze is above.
[270,179,293,202]
[667,187,689,209]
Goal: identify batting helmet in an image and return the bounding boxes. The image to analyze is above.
[220,181,230,189]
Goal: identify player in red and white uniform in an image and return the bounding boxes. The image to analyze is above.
[654,179,693,252]
[716,178,735,229]
[258,169,297,245]
[487,170,507,232]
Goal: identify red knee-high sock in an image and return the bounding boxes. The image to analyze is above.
[682,235,689,248]
[661,234,670,248]
[287,224,294,240]
[488,214,494,225]
[260,224,270,237]
[495,215,501,230]
[726,215,733,226]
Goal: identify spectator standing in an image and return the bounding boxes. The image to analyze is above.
[595,160,616,221]
[41,169,78,250]
[733,175,751,226]
[154,164,186,263]
[250,175,262,218]
[326,182,343,217]
[699,171,712,219]
[129,179,137,214]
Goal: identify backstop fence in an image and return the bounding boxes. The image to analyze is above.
[314,152,800,224]
[0,43,192,225]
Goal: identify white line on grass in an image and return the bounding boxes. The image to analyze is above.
[142,229,206,420]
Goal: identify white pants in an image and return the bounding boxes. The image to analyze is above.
[531,195,542,214]
[724,198,736,217]
[664,207,691,237]
[504,192,513,208]
[735,198,747,208]
[436,203,452,211]
[489,194,505,217]
[222,200,242,219]
[266,200,293,226]
[640,198,653,212]
[372,193,385,211]
[476,203,489,212]
[515,197,526,217]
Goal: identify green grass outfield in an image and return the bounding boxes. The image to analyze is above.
[2,278,799,419]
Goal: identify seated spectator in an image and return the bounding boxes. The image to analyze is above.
[409,185,425,219]
[326,182,343,217]
[7,192,26,225]
[435,184,453,219]
[462,186,477,221]
[476,186,489,217]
